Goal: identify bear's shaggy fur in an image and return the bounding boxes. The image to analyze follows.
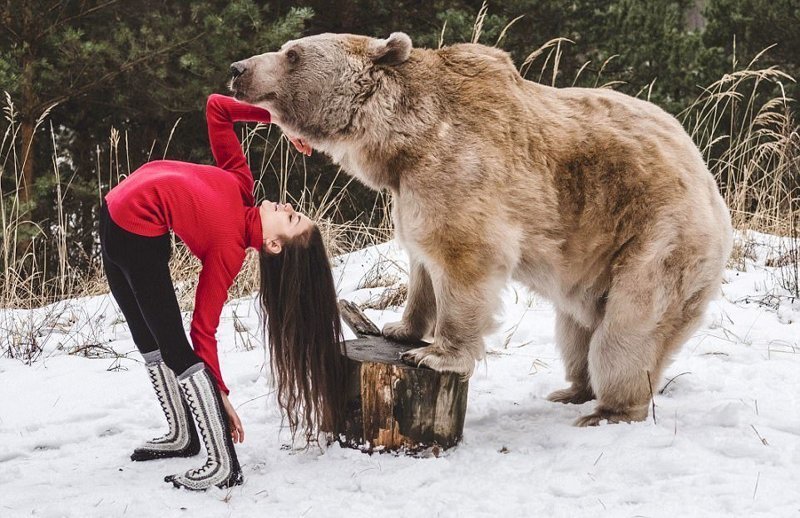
[231,33,732,426]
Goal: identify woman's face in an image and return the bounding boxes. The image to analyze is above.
[259,200,314,254]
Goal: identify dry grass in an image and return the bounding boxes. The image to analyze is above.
[680,62,799,237]
[678,53,799,296]
[361,284,409,311]
[728,234,759,272]
[0,95,392,359]
[355,253,409,310]
[2,25,799,359]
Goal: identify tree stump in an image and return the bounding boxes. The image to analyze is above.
[335,300,469,453]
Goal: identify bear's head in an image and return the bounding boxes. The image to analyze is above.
[230,32,413,142]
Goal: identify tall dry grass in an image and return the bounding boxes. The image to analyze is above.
[680,50,799,236]
[680,53,799,296]
[0,94,392,360]
[2,33,798,360]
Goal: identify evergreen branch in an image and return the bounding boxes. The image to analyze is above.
[34,0,121,42]
[34,31,207,112]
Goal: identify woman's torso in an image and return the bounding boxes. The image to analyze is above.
[104,159,252,258]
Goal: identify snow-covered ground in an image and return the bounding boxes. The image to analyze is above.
[1,234,799,517]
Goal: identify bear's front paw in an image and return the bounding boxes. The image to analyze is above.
[382,320,424,343]
[401,345,475,379]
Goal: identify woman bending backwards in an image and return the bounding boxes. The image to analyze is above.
[100,94,346,490]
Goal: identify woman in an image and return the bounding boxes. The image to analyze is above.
[100,94,346,491]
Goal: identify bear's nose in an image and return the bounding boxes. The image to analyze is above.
[230,62,247,79]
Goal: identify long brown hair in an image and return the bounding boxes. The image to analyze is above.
[258,224,347,439]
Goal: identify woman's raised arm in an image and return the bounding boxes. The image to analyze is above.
[205,94,272,203]
[205,94,311,203]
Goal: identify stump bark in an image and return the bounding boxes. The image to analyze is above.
[335,300,469,453]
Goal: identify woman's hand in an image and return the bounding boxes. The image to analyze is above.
[220,392,245,444]
[289,136,313,156]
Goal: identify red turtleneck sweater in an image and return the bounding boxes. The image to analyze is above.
[105,94,271,394]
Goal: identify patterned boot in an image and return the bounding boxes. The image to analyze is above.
[130,351,200,461]
[165,364,244,490]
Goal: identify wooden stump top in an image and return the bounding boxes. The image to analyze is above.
[344,335,425,366]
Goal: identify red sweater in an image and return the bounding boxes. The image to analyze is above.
[105,94,272,394]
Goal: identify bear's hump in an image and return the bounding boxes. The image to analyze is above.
[433,43,521,83]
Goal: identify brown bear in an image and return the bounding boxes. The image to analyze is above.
[230,33,733,426]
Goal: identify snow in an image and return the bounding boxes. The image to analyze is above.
[1,235,799,517]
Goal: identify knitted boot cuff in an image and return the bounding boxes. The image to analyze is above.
[142,350,163,366]
[178,362,205,381]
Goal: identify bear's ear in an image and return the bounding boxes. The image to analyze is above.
[369,32,412,67]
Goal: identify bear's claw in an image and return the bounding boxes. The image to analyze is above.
[400,345,475,379]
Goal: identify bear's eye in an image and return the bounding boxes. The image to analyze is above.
[286,49,299,65]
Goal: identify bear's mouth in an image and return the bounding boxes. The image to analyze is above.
[228,78,246,100]
[230,84,277,105]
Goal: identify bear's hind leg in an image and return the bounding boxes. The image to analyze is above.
[574,320,656,427]
[574,238,725,426]
[547,311,596,404]
[574,267,665,427]
[576,290,712,427]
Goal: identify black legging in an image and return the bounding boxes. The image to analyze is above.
[100,203,200,375]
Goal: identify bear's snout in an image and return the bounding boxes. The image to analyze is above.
[230,61,247,79]
[228,60,253,101]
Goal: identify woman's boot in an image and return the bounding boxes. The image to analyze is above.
[165,364,244,490]
[131,351,200,461]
